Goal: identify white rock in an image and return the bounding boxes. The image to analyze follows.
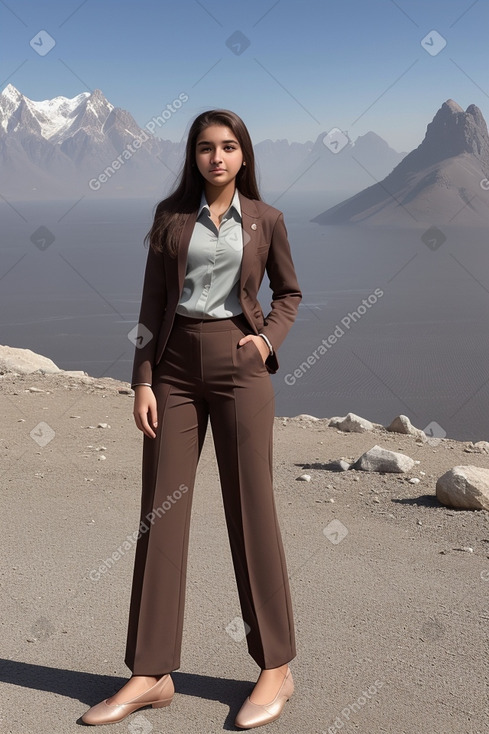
[386,414,427,442]
[0,345,61,375]
[0,345,88,377]
[292,414,320,421]
[97,423,110,429]
[436,465,489,510]
[474,441,489,453]
[465,440,489,454]
[329,412,374,433]
[352,445,415,473]
[409,477,421,484]
[296,474,311,482]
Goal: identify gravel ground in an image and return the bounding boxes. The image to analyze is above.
[1,371,488,734]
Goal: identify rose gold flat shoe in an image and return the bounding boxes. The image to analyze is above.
[234,666,294,729]
[81,673,174,725]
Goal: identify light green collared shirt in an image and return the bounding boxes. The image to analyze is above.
[175,187,244,319]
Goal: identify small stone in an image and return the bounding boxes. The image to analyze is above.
[97,423,110,429]
[352,445,415,473]
[386,415,427,442]
[296,474,311,482]
[329,412,375,433]
[98,455,107,461]
[28,387,44,393]
[454,546,474,553]
[409,477,421,484]
[328,459,351,472]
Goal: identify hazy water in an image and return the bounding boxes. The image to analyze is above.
[1,191,489,442]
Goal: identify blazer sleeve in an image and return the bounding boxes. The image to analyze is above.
[130,243,167,389]
[259,211,302,369]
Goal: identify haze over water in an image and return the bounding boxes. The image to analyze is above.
[1,191,488,442]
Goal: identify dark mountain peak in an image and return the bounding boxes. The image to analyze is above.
[443,99,464,114]
[420,99,489,164]
[312,100,489,225]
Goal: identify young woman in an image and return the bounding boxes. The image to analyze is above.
[82,109,302,729]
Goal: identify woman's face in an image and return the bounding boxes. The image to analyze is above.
[195,125,244,189]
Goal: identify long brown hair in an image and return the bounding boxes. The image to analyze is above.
[145,109,261,257]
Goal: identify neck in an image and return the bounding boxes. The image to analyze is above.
[204,181,236,209]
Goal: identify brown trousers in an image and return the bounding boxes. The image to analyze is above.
[124,313,296,675]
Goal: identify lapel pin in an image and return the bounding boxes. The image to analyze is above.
[251,223,257,230]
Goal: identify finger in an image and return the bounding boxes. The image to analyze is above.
[149,402,158,431]
[134,408,156,438]
[142,417,156,439]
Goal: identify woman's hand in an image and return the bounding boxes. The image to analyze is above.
[133,385,158,438]
[238,334,270,363]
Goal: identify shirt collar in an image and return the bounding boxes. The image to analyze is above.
[198,187,242,220]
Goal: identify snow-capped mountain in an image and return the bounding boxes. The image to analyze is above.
[0,84,92,140]
[0,85,405,200]
[0,85,181,198]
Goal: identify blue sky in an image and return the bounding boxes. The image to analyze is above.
[1,0,488,152]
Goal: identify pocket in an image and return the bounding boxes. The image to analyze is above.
[236,338,267,372]
[246,338,265,365]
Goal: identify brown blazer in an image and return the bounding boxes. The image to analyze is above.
[130,190,302,388]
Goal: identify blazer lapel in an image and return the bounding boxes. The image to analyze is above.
[238,191,260,289]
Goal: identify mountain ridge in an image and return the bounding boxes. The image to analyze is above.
[312,99,489,225]
[0,85,405,200]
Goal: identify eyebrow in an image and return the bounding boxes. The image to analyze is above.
[196,139,239,145]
